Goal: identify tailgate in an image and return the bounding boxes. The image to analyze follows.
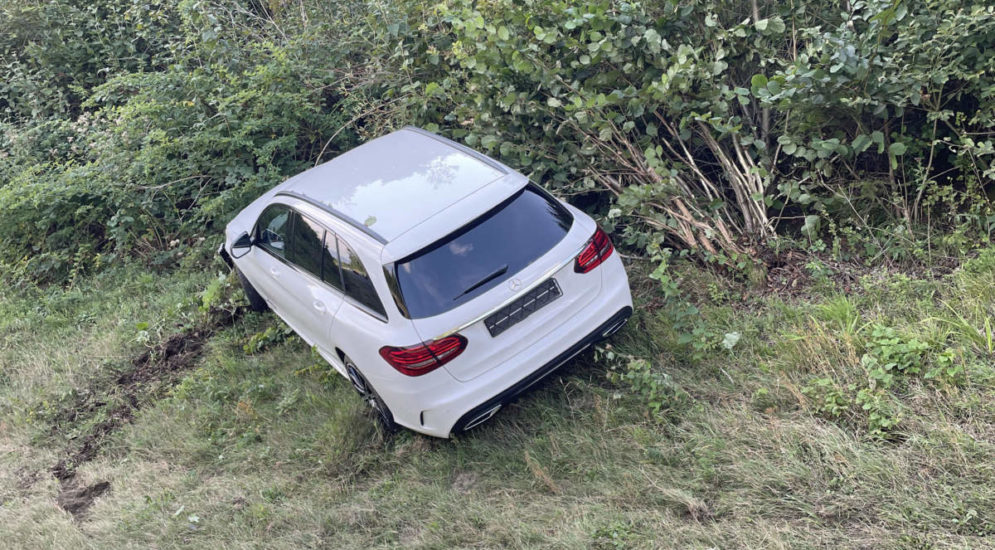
[411,215,600,382]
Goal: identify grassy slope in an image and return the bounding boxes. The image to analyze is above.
[1,250,994,549]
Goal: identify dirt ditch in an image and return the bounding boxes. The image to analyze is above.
[48,306,244,520]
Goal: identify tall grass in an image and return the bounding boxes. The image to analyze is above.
[2,250,994,547]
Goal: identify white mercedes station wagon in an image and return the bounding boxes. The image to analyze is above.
[219,127,632,437]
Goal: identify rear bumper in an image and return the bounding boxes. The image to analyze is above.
[380,250,632,437]
[450,305,631,435]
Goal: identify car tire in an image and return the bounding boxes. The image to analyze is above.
[345,357,397,433]
[236,268,269,312]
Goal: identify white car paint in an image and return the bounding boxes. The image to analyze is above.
[222,127,633,437]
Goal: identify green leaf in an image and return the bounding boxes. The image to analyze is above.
[643,28,662,54]
[852,134,872,154]
[889,142,907,156]
[801,215,821,238]
[871,131,885,154]
[750,74,768,89]
[497,26,510,41]
[722,332,741,350]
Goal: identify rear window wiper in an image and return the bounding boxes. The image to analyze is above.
[453,265,508,300]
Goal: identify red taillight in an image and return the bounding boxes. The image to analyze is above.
[378,335,468,376]
[574,227,614,273]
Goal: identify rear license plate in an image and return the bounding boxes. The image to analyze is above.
[484,278,562,337]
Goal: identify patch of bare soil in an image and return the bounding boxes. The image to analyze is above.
[48,306,244,520]
[15,466,40,492]
[760,248,815,297]
[54,479,111,518]
[756,247,961,299]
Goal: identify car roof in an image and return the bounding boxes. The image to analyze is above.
[278,127,510,244]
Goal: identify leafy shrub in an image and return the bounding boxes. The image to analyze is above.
[396,0,995,261]
[1,0,994,282]
[862,325,931,384]
[0,1,364,281]
[803,323,970,437]
[243,326,294,355]
[0,0,180,121]
[598,347,690,420]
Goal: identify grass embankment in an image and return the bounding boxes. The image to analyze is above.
[1,250,994,548]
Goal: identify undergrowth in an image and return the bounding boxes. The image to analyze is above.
[1,248,994,547]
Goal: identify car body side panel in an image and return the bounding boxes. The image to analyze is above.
[229,196,424,395]
[279,269,345,351]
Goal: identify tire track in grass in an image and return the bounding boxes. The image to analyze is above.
[49,306,245,520]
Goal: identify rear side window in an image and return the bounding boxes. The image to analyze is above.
[255,204,291,258]
[393,185,573,318]
[320,233,344,291]
[338,238,386,317]
[287,212,324,277]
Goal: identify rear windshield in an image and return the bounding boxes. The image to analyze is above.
[393,185,573,318]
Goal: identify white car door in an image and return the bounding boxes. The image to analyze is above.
[281,211,345,351]
[323,235,391,375]
[245,204,296,319]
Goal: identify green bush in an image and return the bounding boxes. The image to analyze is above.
[0,1,365,281]
[1,0,994,282]
[802,322,969,437]
[392,0,994,262]
[0,0,180,122]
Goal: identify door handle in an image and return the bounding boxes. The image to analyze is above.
[313,300,326,312]
[270,267,280,279]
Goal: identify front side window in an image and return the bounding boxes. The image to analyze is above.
[338,238,386,317]
[255,204,291,258]
[287,212,324,277]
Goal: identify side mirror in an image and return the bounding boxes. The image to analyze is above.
[230,232,253,259]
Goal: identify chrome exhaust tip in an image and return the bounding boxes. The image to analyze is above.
[600,316,629,338]
[463,404,503,431]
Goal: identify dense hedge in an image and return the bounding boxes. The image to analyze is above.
[0,0,993,281]
[396,0,995,257]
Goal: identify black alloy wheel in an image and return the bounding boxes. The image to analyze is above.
[345,357,397,433]
[235,268,269,312]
